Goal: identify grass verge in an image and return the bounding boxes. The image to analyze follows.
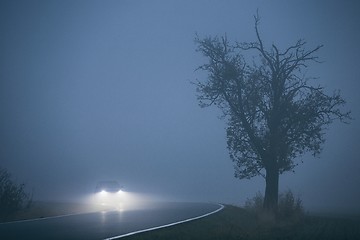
[125,205,360,240]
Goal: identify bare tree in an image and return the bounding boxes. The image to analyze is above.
[194,14,351,214]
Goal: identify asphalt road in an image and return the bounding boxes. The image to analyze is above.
[0,202,222,240]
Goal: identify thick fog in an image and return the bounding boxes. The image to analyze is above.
[1,0,359,214]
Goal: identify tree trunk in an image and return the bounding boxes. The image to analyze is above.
[263,166,279,214]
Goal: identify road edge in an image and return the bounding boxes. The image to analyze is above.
[103,203,225,240]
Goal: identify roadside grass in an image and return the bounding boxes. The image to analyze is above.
[125,205,360,240]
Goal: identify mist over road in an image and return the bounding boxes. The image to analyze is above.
[0,202,222,240]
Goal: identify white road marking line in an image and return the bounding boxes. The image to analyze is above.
[0,211,97,225]
[103,203,225,240]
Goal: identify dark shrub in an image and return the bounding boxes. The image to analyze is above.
[244,189,304,223]
[244,191,264,213]
[278,189,304,221]
[0,167,32,218]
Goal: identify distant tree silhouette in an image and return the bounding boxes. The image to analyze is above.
[0,167,32,218]
[194,14,351,214]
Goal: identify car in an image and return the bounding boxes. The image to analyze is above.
[95,180,122,193]
[94,181,123,208]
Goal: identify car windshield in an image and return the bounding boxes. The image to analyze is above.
[96,181,121,191]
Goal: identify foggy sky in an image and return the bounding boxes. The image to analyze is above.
[1,0,359,213]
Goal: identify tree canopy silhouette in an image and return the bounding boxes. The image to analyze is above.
[194,14,351,213]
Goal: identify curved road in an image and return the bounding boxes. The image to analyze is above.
[0,202,222,240]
